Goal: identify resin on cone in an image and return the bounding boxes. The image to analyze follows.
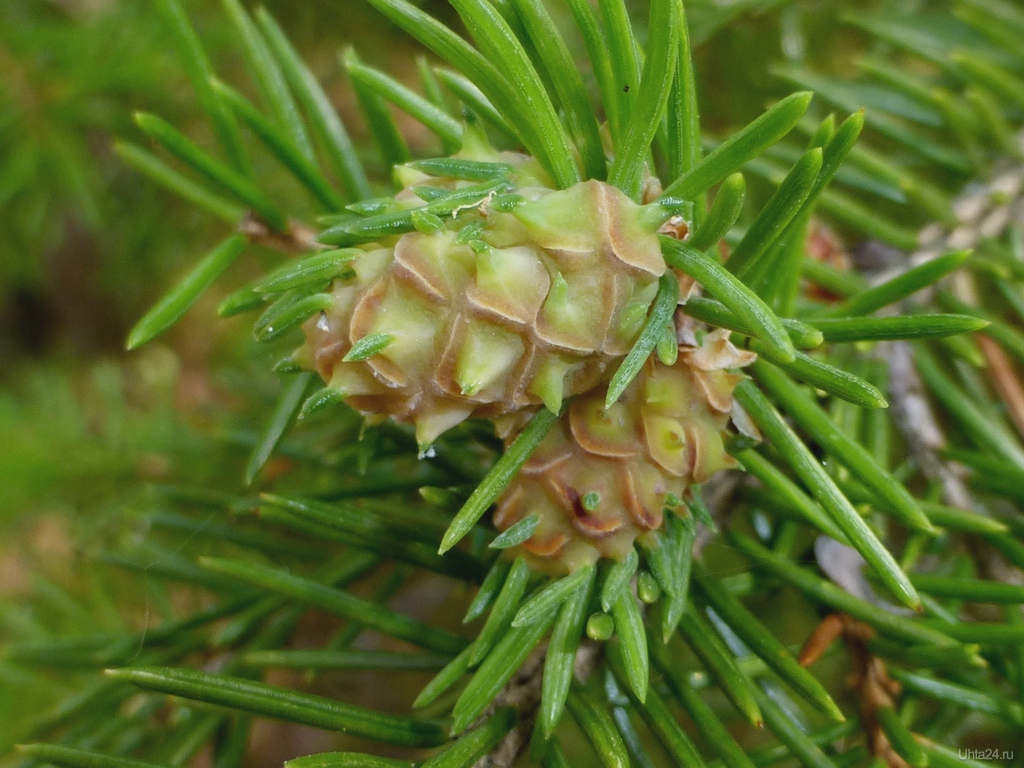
[493,328,757,573]
[294,135,679,448]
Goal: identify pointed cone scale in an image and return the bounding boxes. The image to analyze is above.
[527,356,574,414]
[454,322,524,397]
[415,405,474,453]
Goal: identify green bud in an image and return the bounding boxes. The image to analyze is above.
[637,572,661,604]
[656,324,679,366]
[587,611,615,641]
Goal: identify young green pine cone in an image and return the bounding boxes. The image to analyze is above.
[492,329,757,573]
[296,146,679,449]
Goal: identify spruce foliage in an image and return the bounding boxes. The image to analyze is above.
[4,0,1024,766]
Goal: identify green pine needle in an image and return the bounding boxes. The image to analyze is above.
[107,667,449,747]
[440,407,561,554]
[126,234,246,350]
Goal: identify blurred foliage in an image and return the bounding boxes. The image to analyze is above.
[0,0,193,360]
[0,0,437,364]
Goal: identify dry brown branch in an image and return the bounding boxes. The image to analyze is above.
[800,614,909,768]
[976,334,1024,440]
[239,213,323,253]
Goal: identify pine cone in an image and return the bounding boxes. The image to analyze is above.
[296,145,677,448]
[493,329,757,573]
